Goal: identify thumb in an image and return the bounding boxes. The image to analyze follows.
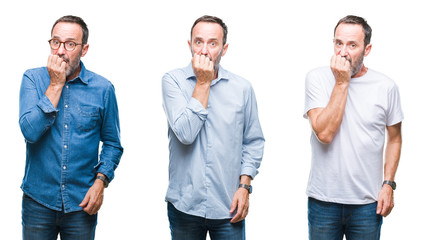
[229,198,238,213]
[376,199,383,214]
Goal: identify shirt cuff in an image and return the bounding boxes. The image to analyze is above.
[37,95,58,114]
[187,97,208,120]
[241,166,258,180]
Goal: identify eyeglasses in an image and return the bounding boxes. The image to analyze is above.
[48,39,83,51]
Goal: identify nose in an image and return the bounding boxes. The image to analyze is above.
[55,42,66,55]
[200,44,208,55]
[339,45,348,57]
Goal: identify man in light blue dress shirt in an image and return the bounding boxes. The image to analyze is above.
[19,15,123,240]
[162,15,265,239]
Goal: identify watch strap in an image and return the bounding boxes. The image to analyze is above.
[239,184,252,194]
[382,180,396,190]
[96,175,109,188]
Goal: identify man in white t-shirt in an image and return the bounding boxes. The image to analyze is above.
[304,15,403,240]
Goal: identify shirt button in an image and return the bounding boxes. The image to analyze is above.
[65,105,68,108]
[66,85,69,89]
[65,125,68,129]
[64,145,67,149]
[63,166,66,170]
[62,185,65,189]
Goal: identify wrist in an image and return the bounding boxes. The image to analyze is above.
[239,184,252,194]
[96,174,109,188]
[382,180,396,190]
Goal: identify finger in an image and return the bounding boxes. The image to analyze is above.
[47,55,53,67]
[208,58,214,71]
[230,211,242,223]
[330,54,336,68]
[60,61,67,71]
[79,194,90,208]
[376,200,382,215]
[55,56,64,66]
[229,198,237,214]
[83,198,95,214]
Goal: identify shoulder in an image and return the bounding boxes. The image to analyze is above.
[365,69,398,91]
[23,66,48,79]
[306,66,332,80]
[164,65,193,81]
[85,68,114,90]
[222,67,253,90]
[305,66,333,90]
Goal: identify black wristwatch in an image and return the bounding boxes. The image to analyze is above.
[96,175,109,188]
[382,180,396,190]
[239,184,252,194]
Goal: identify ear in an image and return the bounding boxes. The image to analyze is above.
[81,44,89,57]
[187,40,192,50]
[221,43,229,57]
[364,43,372,57]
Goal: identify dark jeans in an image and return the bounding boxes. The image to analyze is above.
[167,202,245,240]
[308,197,382,240]
[22,194,97,240]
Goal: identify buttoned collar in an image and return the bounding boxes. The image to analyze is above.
[68,61,89,85]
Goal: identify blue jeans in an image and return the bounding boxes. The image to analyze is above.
[167,202,245,240]
[308,197,382,240]
[22,194,97,240]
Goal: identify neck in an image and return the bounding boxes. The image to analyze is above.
[352,64,368,78]
[66,64,81,81]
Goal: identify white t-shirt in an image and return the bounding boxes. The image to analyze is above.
[303,67,403,204]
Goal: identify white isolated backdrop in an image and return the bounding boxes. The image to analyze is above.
[1,0,421,239]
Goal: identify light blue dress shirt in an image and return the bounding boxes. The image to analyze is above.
[162,63,265,219]
[19,62,123,213]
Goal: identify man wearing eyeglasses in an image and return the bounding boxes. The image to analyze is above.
[19,15,123,240]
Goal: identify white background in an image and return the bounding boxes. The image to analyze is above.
[1,0,421,239]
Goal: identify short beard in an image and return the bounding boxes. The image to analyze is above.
[64,49,83,78]
[349,50,365,77]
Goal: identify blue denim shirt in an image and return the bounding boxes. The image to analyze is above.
[162,64,265,219]
[19,62,123,213]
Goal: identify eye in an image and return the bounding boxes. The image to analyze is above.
[66,41,76,48]
[209,42,217,47]
[195,40,202,45]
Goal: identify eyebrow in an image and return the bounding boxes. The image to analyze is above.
[51,35,77,41]
[193,37,219,41]
[334,39,358,44]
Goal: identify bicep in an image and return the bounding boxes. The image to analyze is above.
[386,122,402,143]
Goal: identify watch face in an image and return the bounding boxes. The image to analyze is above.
[392,182,396,190]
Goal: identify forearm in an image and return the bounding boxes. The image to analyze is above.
[163,75,208,145]
[44,83,64,108]
[309,82,349,144]
[383,123,402,181]
[240,175,252,185]
[384,133,402,181]
[192,82,211,109]
[19,75,59,143]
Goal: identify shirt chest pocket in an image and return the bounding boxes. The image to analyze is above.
[76,105,100,132]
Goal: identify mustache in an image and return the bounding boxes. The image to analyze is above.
[58,55,69,63]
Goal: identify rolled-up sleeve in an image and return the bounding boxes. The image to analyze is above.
[162,73,207,145]
[240,86,265,179]
[19,70,58,143]
[97,84,123,182]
